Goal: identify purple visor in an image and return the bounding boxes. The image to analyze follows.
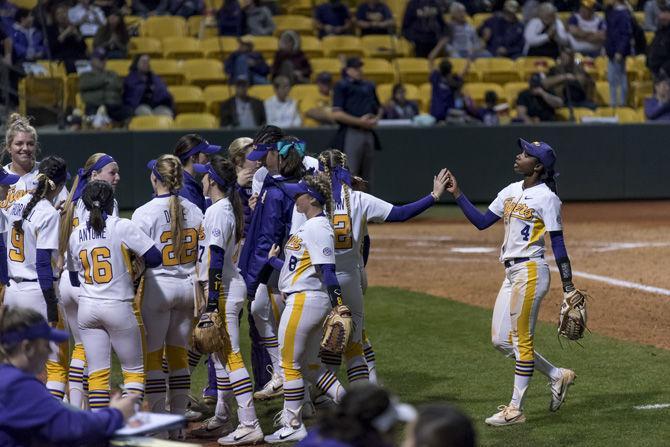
[0,168,20,185]
[518,138,556,171]
[194,163,231,189]
[283,179,326,205]
[0,320,69,345]
[246,143,277,161]
[179,140,221,161]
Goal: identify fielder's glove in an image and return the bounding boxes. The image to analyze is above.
[558,289,588,341]
[320,305,354,354]
[192,311,230,354]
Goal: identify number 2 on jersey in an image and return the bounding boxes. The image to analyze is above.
[79,247,113,284]
[333,215,353,249]
[520,224,530,242]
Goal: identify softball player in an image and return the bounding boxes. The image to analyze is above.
[447,139,577,426]
[66,181,161,409]
[192,155,264,445]
[174,134,221,213]
[318,149,450,384]
[262,174,347,444]
[132,155,203,425]
[0,168,21,293]
[3,156,69,399]
[59,153,120,409]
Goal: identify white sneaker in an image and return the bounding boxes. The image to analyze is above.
[485,405,526,426]
[252,372,283,400]
[190,415,234,438]
[217,421,264,445]
[550,368,576,412]
[263,423,307,444]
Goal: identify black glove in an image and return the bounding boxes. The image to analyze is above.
[43,288,59,324]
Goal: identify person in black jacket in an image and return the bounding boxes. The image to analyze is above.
[220,76,266,128]
[47,4,87,73]
[647,6,670,77]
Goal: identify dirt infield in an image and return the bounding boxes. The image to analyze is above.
[365,200,670,350]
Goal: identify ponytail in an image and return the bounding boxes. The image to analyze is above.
[155,155,185,257]
[82,180,115,236]
[208,154,244,243]
[14,156,67,233]
[544,169,558,194]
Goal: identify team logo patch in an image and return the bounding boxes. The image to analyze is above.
[212,228,221,237]
[285,235,302,251]
[322,247,332,256]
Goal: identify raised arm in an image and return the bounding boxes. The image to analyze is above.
[446,170,500,230]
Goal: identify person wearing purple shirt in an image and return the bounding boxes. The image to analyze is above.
[605,0,633,106]
[224,38,270,85]
[478,0,524,58]
[356,0,394,36]
[644,76,670,121]
[315,0,353,37]
[0,0,17,35]
[173,134,221,213]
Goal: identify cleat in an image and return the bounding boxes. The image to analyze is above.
[263,423,307,444]
[550,368,576,412]
[253,372,283,401]
[217,421,264,445]
[190,415,234,438]
[485,405,526,426]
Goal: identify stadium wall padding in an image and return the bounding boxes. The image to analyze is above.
[39,124,670,209]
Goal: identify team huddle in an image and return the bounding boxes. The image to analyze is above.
[0,113,587,443]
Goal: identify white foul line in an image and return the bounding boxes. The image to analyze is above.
[633,403,670,410]
[549,267,670,297]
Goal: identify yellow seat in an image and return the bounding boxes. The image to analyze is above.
[594,56,608,81]
[595,81,610,106]
[186,15,219,38]
[633,11,645,24]
[322,35,364,58]
[555,107,595,122]
[503,82,528,107]
[290,84,320,102]
[298,95,328,127]
[204,85,235,116]
[274,15,315,36]
[310,58,342,81]
[18,77,65,116]
[395,57,430,85]
[472,13,492,29]
[376,83,421,110]
[300,36,325,58]
[419,82,431,113]
[285,0,313,16]
[360,58,394,84]
[12,0,37,7]
[360,35,411,58]
[645,31,655,45]
[243,35,278,59]
[473,58,519,83]
[201,37,239,59]
[174,113,219,129]
[105,59,132,77]
[124,15,144,33]
[128,115,174,130]
[463,83,504,106]
[248,84,275,101]
[182,59,226,88]
[150,59,184,85]
[141,16,187,38]
[515,57,555,80]
[557,11,572,22]
[169,85,206,114]
[162,37,204,59]
[84,37,94,53]
[630,80,653,108]
[129,37,163,58]
[595,106,643,123]
[34,60,67,78]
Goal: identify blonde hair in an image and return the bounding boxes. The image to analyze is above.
[303,173,333,220]
[155,154,185,257]
[317,149,351,228]
[2,113,38,161]
[0,306,45,362]
[228,137,253,168]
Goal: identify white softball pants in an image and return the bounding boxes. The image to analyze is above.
[59,275,88,408]
[250,282,285,376]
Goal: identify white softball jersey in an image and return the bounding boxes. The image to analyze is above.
[2,162,68,210]
[279,215,336,295]
[74,198,120,228]
[197,197,241,282]
[332,187,392,271]
[67,216,156,301]
[132,196,204,278]
[488,181,563,262]
[6,194,60,281]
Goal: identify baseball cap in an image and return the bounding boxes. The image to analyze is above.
[345,57,364,69]
[282,179,326,205]
[246,143,277,161]
[0,320,69,345]
[0,168,20,185]
[518,138,556,170]
[316,71,333,85]
[503,0,519,13]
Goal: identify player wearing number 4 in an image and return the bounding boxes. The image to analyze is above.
[132,155,204,435]
[67,181,162,409]
[446,139,577,426]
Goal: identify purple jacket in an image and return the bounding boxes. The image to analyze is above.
[605,6,632,58]
[224,51,270,79]
[644,97,670,121]
[123,70,174,111]
[11,25,45,63]
[0,364,124,447]
[478,14,525,58]
[237,183,253,238]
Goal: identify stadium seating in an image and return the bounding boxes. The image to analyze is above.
[105,59,132,77]
[631,81,653,108]
[141,16,187,38]
[463,83,504,106]
[377,83,422,111]
[204,85,234,116]
[322,35,365,58]
[162,37,204,59]
[361,58,395,84]
[168,85,206,113]
[472,13,492,29]
[201,37,239,60]
[515,57,555,80]
[595,81,611,106]
[396,58,430,85]
[360,35,411,58]
[274,15,315,36]
[244,35,279,59]
[596,107,644,123]
[309,58,342,81]
[182,59,226,87]
[128,115,174,130]
[174,113,219,129]
[290,84,321,102]
[150,59,185,85]
[300,36,325,58]
[555,107,595,122]
[128,37,163,58]
[503,82,527,107]
[248,84,275,101]
[473,58,519,83]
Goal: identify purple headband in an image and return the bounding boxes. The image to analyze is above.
[179,140,221,162]
[330,166,352,204]
[0,321,68,345]
[72,155,115,201]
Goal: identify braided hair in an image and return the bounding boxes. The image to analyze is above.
[252,124,284,145]
[82,181,115,235]
[318,149,351,230]
[209,154,244,243]
[13,156,67,233]
[154,154,185,257]
[0,306,45,363]
[302,173,333,221]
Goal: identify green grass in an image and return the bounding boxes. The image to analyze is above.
[113,287,670,446]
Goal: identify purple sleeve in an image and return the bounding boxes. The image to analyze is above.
[36,249,54,292]
[386,194,435,222]
[269,256,284,271]
[362,234,370,266]
[0,235,7,285]
[455,194,500,230]
[549,230,568,259]
[644,98,670,120]
[316,263,339,288]
[69,271,80,288]
[142,246,162,268]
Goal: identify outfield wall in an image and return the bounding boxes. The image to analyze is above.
[39,124,670,209]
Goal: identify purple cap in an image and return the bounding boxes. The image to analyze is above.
[282,179,326,205]
[0,320,69,345]
[246,143,277,161]
[518,138,556,170]
[0,168,20,185]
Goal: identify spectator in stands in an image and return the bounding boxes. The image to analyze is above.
[516,73,563,122]
[647,5,670,77]
[93,10,129,59]
[220,76,266,128]
[429,2,488,59]
[382,83,419,120]
[217,0,243,36]
[644,74,670,120]
[356,0,395,36]
[478,0,524,58]
[79,48,128,123]
[315,0,353,38]
[331,57,381,188]
[478,90,502,125]
[271,30,311,84]
[524,3,569,58]
[305,71,334,124]
[132,0,168,18]
[0,0,17,35]
[225,37,270,85]
[11,9,45,65]
[0,22,18,108]
[605,0,633,106]
[567,0,606,57]
[544,47,597,109]
[403,403,475,447]
[95,0,131,17]
[264,75,301,128]
[123,54,174,118]
[47,5,87,74]
[169,0,203,18]
[644,0,669,31]
[243,0,274,36]
[402,0,448,57]
[68,0,106,38]
[429,58,468,122]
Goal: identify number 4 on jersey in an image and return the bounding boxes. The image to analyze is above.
[520,224,530,242]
